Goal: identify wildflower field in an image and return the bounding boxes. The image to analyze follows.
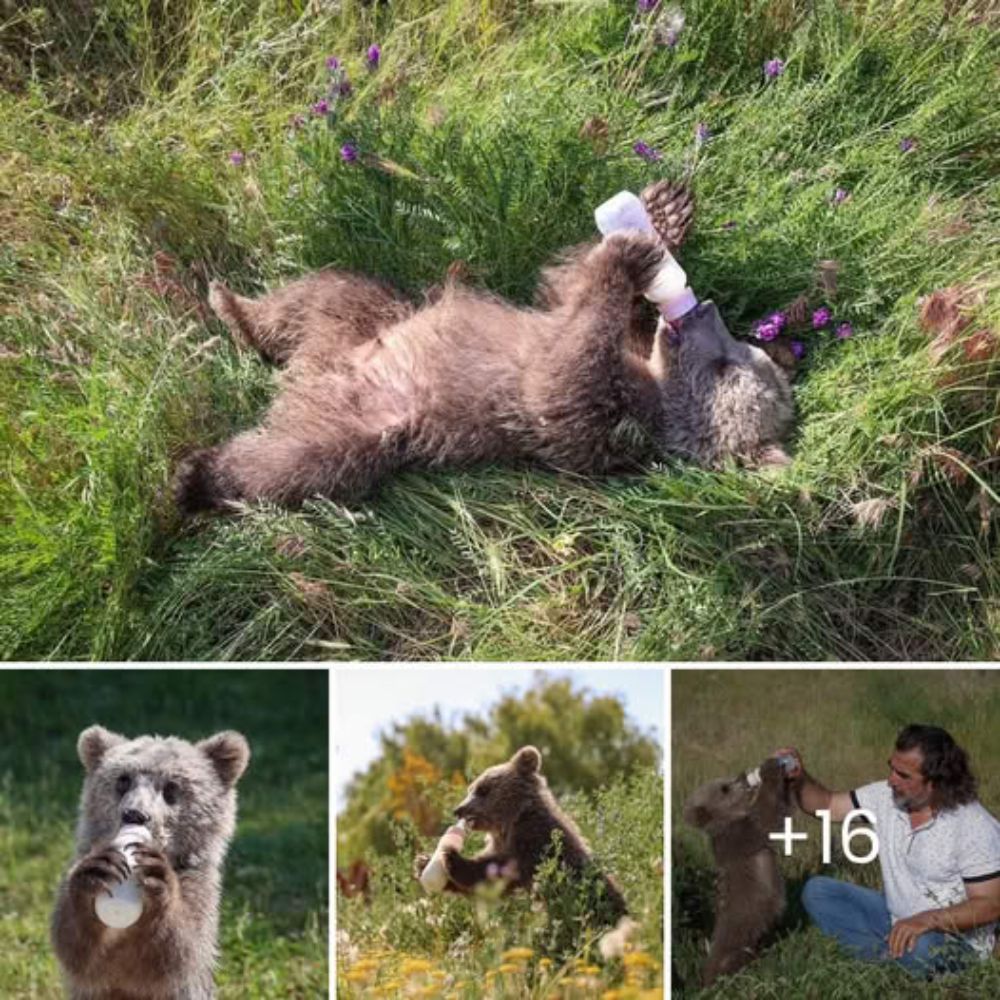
[2,0,998,661]
[672,670,1000,998]
[0,671,328,998]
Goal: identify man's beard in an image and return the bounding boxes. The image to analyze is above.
[892,787,932,811]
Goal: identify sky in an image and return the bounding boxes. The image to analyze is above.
[334,667,663,808]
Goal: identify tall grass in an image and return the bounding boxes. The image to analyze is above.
[1,0,998,659]
[337,768,664,998]
[672,669,1000,997]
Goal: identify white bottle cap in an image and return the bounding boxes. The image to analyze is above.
[659,286,698,320]
[594,191,657,237]
[744,767,762,788]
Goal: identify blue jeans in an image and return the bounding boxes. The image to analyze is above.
[801,876,978,978]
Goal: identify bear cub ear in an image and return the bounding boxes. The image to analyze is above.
[77,725,127,773]
[198,731,251,788]
[512,745,542,775]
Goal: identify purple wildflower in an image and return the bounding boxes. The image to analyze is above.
[637,0,660,11]
[633,140,662,161]
[311,99,330,116]
[832,187,849,204]
[764,58,785,79]
[695,122,711,144]
[790,340,805,360]
[366,44,381,69]
[325,56,341,72]
[338,78,353,97]
[835,322,853,339]
[812,306,831,329]
[340,142,359,164]
[900,137,917,153]
[756,321,780,342]
[228,150,245,166]
[768,311,787,332]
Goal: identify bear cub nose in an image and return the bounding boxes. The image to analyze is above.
[121,808,149,827]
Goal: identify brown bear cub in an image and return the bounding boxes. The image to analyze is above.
[52,725,250,1000]
[415,746,627,926]
[683,757,791,987]
[174,225,793,513]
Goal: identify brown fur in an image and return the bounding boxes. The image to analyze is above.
[415,745,627,926]
[51,726,250,1000]
[176,232,793,512]
[683,757,790,987]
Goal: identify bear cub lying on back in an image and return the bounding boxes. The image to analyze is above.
[415,745,627,926]
[51,725,250,1000]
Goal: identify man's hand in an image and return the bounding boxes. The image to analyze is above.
[887,911,936,958]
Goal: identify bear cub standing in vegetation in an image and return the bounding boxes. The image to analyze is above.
[414,745,627,925]
[683,756,791,987]
[52,725,250,999]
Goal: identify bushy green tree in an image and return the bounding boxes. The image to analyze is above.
[338,674,660,859]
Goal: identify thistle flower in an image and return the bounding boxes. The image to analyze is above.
[832,187,849,204]
[811,306,831,328]
[340,142,359,163]
[637,0,660,11]
[228,150,245,166]
[633,140,662,161]
[366,44,381,69]
[767,311,787,332]
[764,58,785,79]
[836,322,853,339]
[325,56,341,72]
[900,137,917,153]
[695,122,711,144]
[756,321,780,342]
[311,99,329,116]
[790,340,805,359]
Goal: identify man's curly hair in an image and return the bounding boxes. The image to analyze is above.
[896,724,978,810]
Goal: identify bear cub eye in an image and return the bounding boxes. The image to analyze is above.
[115,774,131,796]
[163,781,180,806]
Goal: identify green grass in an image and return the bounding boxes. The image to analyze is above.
[337,768,664,998]
[671,669,1000,997]
[1,0,999,660]
[0,670,328,998]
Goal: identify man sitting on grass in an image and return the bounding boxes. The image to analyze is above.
[779,724,1000,978]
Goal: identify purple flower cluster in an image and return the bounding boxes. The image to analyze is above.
[637,0,660,11]
[751,302,854,352]
[832,187,849,204]
[228,150,245,167]
[366,44,381,70]
[764,58,785,79]
[633,140,662,162]
[340,143,359,164]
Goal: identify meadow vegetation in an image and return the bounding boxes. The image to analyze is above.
[672,669,1000,997]
[0,670,328,998]
[1,0,998,660]
[337,675,664,998]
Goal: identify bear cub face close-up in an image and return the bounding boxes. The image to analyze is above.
[52,725,250,1000]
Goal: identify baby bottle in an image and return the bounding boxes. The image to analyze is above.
[743,754,797,788]
[94,824,151,929]
[419,820,466,894]
[594,191,698,321]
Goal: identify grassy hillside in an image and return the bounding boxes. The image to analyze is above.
[0,670,328,997]
[672,669,1000,997]
[2,0,998,660]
